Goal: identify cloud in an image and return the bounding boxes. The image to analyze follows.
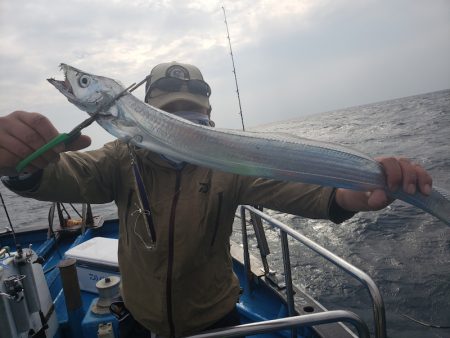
[1,0,449,148]
[209,0,450,127]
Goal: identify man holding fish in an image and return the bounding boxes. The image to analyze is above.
[0,62,433,337]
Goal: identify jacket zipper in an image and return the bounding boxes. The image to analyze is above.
[167,170,181,338]
[124,189,133,245]
[210,192,223,246]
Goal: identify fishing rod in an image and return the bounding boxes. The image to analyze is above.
[222,6,246,131]
[0,189,18,249]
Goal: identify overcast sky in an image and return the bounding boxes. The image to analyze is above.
[1,0,449,149]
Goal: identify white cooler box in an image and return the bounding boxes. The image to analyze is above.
[65,237,120,293]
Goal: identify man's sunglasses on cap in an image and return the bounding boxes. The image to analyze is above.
[147,77,211,98]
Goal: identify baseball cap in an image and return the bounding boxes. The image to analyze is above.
[145,61,211,113]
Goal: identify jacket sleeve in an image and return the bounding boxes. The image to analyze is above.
[236,177,355,224]
[3,141,123,204]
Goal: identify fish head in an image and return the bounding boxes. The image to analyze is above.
[48,63,123,115]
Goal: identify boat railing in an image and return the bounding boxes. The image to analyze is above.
[239,205,386,338]
[186,310,370,338]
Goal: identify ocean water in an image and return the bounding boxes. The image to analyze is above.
[250,89,450,338]
[1,89,449,337]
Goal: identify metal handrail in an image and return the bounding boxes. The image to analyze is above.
[186,310,370,338]
[240,205,387,338]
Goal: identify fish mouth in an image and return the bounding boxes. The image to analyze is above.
[47,64,77,100]
[47,77,75,98]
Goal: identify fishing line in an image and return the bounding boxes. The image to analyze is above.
[401,313,450,329]
[47,203,65,259]
[68,203,82,218]
[59,203,71,220]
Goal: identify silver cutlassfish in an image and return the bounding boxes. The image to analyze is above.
[48,64,450,226]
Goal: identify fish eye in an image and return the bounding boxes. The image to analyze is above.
[78,74,91,88]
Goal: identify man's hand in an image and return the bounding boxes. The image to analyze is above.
[335,157,433,212]
[0,111,91,176]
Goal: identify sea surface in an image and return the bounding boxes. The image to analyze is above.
[1,89,450,338]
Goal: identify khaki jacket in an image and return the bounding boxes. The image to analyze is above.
[14,140,338,337]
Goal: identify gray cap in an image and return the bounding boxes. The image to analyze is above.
[145,61,211,113]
